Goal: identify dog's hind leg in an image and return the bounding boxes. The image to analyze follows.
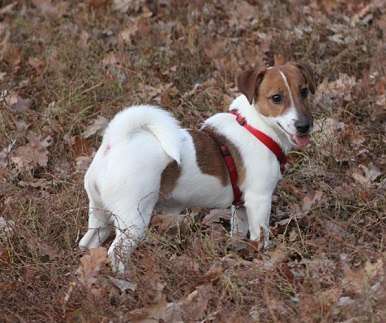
[79,179,113,250]
[107,190,159,273]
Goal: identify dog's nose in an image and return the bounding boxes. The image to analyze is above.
[295,120,311,134]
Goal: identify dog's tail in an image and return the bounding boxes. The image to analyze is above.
[103,105,182,163]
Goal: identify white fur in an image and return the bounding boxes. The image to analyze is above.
[104,105,182,163]
[79,99,295,272]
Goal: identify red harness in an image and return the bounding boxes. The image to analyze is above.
[219,110,287,206]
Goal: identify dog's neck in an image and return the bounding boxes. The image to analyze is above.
[229,95,293,154]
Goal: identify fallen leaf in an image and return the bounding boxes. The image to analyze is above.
[202,208,231,226]
[180,284,211,321]
[67,136,93,157]
[302,190,323,213]
[11,133,52,170]
[314,74,357,109]
[128,284,212,322]
[77,247,108,288]
[150,213,182,233]
[82,116,108,138]
[351,163,382,186]
[1,42,21,67]
[87,0,110,9]
[0,216,14,238]
[31,0,69,18]
[78,30,90,49]
[112,0,130,13]
[0,143,13,168]
[228,1,258,31]
[0,2,17,16]
[28,56,45,75]
[108,276,137,293]
[262,244,288,270]
[5,93,32,113]
[75,156,93,173]
[342,258,384,295]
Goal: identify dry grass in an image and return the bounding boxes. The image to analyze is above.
[0,0,385,322]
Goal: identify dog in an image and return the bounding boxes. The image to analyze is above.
[79,61,315,272]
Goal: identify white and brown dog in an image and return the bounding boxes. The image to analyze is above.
[79,62,315,272]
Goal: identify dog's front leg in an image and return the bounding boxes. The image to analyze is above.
[244,193,272,247]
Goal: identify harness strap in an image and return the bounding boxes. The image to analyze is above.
[204,129,243,207]
[203,110,287,207]
[230,110,287,173]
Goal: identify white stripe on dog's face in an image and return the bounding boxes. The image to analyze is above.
[253,64,313,145]
[273,70,298,135]
[278,70,295,110]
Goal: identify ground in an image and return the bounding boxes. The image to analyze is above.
[0,0,385,322]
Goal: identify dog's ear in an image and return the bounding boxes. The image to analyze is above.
[295,62,316,94]
[237,68,266,105]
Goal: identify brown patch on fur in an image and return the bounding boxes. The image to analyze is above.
[160,160,181,197]
[189,130,229,186]
[237,62,315,120]
[255,63,312,118]
[237,69,266,105]
[192,129,246,186]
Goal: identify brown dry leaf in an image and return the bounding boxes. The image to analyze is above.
[87,0,110,9]
[314,117,348,161]
[77,247,108,288]
[0,144,12,168]
[302,190,323,213]
[68,136,93,157]
[128,296,179,323]
[78,30,90,49]
[262,244,288,270]
[82,116,108,139]
[0,2,17,16]
[5,93,32,113]
[314,74,357,109]
[201,262,224,283]
[202,208,231,226]
[373,94,386,122]
[118,16,144,45]
[319,287,341,307]
[0,216,14,238]
[11,133,52,170]
[364,258,384,282]
[128,284,211,322]
[32,0,69,18]
[203,38,227,60]
[1,43,21,67]
[314,117,345,140]
[342,258,384,295]
[28,56,45,75]
[108,276,137,293]
[228,1,258,31]
[75,156,93,173]
[0,245,10,265]
[150,213,182,233]
[160,85,178,108]
[180,284,211,321]
[102,52,128,84]
[112,0,131,13]
[351,163,382,186]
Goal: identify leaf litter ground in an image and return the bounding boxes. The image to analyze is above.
[0,0,385,322]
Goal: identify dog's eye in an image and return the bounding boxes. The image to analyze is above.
[271,94,282,104]
[300,87,308,98]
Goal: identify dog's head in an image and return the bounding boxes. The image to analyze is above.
[237,62,316,148]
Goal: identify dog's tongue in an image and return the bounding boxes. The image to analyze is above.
[293,135,310,148]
